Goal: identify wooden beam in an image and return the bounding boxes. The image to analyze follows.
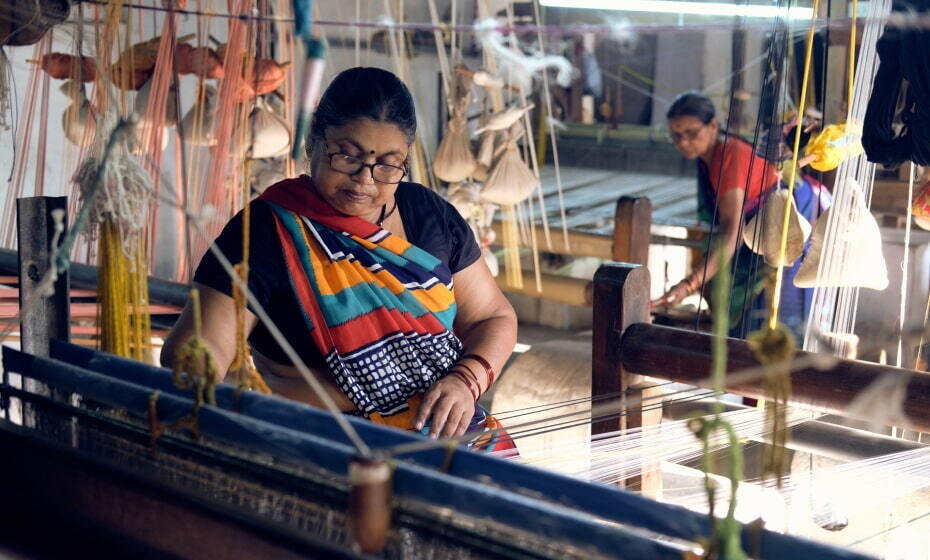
[495,269,592,307]
[0,428,352,559]
[491,214,701,261]
[612,196,652,265]
[491,221,613,259]
[619,322,930,433]
[17,196,69,357]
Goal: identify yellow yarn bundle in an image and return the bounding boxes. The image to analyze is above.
[802,122,864,172]
[98,220,152,362]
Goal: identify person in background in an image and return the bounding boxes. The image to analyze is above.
[654,91,830,338]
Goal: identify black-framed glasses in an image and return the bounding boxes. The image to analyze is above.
[666,126,707,145]
[327,153,407,184]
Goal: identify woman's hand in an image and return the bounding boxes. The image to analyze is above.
[414,375,476,439]
[653,279,693,309]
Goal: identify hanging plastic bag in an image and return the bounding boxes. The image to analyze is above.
[180,84,218,146]
[794,178,888,289]
[743,189,812,267]
[246,98,291,159]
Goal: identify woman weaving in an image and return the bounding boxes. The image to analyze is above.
[654,91,828,337]
[162,68,518,451]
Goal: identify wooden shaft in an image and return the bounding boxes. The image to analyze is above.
[612,196,652,265]
[591,262,661,496]
[494,269,592,307]
[620,323,930,433]
[590,265,650,435]
[17,196,69,357]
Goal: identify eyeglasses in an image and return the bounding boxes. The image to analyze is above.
[326,153,407,184]
[666,126,707,145]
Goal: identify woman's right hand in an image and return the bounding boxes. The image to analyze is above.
[652,279,693,309]
[414,375,476,439]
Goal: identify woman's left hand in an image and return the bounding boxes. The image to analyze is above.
[414,376,475,439]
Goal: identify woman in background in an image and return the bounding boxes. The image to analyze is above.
[655,91,830,338]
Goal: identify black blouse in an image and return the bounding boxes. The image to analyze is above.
[193,181,482,366]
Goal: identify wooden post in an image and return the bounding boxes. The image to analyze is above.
[612,196,652,266]
[17,196,70,357]
[591,262,662,496]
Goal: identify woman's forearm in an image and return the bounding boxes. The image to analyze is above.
[686,224,741,289]
[455,313,517,394]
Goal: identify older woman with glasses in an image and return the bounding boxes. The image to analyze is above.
[654,91,829,338]
[163,68,518,453]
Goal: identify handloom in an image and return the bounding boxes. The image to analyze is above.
[0,338,877,560]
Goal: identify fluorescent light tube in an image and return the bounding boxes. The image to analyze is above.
[540,0,814,19]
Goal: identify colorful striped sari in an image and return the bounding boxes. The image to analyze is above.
[257,176,517,456]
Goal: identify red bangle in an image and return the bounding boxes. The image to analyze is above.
[452,362,482,388]
[461,353,496,387]
[449,370,479,401]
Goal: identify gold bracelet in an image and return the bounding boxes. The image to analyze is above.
[683,276,698,293]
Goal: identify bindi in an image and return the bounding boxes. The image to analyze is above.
[369,150,376,154]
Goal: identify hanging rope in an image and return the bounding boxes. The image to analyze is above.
[230,162,271,398]
[769,0,821,330]
[171,288,219,433]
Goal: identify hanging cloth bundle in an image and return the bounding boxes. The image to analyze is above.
[245,97,292,159]
[180,83,219,146]
[480,123,539,206]
[862,0,930,168]
[175,44,225,79]
[134,74,179,127]
[433,72,477,183]
[743,189,812,267]
[40,52,97,81]
[73,117,155,360]
[61,80,94,148]
[474,103,534,135]
[794,178,888,290]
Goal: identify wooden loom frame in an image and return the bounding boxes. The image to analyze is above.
[590,261,930,496]
[3,195,882,560]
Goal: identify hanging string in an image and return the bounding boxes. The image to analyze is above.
[801,0,891,353]
[505,3,545,292]
[171,288,219,431]
[230,159,272,396]
[847,0,858,122]
[769,0,821,331]
[896,162,915,368]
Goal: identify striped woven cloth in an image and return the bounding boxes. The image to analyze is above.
[259,175,463,416]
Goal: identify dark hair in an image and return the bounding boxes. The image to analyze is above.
[308,67,417,151]
[666,91,716,124]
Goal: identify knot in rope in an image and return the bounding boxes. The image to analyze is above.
[747,323,796,365]
[171,289,218,435]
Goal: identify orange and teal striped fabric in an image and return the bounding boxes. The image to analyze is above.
[258,175,463,415]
